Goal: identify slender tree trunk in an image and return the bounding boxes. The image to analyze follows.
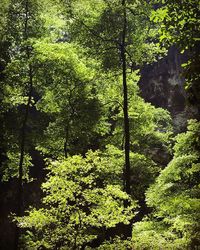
[64,124,69,158]
[14,66,33,250]
[14,1,32,249]
[121,0,131,195]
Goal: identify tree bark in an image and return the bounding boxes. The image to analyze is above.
[64,124,69,158]
[121,0,131,195]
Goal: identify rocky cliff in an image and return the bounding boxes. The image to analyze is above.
[139,46,198,132]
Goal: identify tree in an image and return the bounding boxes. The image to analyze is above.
[0,0,10,176]
[33,41,103,158]
[1,0,49,248]
[132,120,200,249]
[67,0,165,197]
[17,148,137,249]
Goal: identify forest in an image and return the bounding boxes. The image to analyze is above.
[0,0,199,249]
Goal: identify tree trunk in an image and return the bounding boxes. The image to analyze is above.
[14,0,32,248]
[121,0,131,195]
[64,124,69,158]
[14,66,33,250]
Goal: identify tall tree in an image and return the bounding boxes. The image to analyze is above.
[68,0,162,195]
[33,41,102,158]
[16,149,137,249]
[3,0,43,248]
[121,0,131,195]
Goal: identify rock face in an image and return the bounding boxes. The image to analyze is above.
[139,46,197,132]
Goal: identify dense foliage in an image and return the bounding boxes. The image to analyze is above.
[0,0,199,249]
[17,148,137,249]
[132,120,200,249]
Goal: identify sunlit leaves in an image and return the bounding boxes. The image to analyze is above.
[2,151,33,181]
[132,120,200,249]
[18,149,137,249]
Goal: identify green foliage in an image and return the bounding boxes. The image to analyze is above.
[17,149,137,249]
[6,0,44,43]
[102,73,172,161]
[90,236,132,250]
[1,0,195,249]
[70,0,166,69]
[94,69,172,159]
[129,152,159,201]
[2,151,33,181]
[174,119,200,157]
[32,41,103,156]
[151,0,200,49]
[0,0,46,182]
[0,0,9,39]
[132,120,200,249]
[132,219,185,250]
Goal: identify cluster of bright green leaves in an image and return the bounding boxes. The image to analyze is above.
[1,151,33,181]
[91,236,133,250]
[151,0,200,49]
[39,0,67,42]
[32,41,105,157]
[70,0,166,70]
[132,120,200,249]
[132,219,182,250]
[16,143,168,248]
[17,148,137,249]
